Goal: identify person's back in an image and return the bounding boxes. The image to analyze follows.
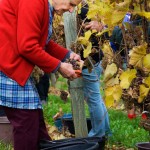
[0,0,50,86]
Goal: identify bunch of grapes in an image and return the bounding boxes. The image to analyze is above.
[65,58,80,70]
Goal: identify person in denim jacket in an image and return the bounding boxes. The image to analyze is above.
[79,1,112,139]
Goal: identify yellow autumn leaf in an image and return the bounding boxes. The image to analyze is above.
[96,28,109,36]
[129,52,144,69]
[138,84,150,103]
[78,30,92,46]
[120,69,137,89]
[78,36,89,45]
[87,1,102,20]
[105,95,114,108]
[102,41,114,59]
[105,85,122,107]
[143,54,150,73]
[87,0,128,29]
[84,30,92,41]
[77,3,82,14]
[138,96,145,104]
[103,0,128,28]
[113,85,122,101]
[103,63,118,82]
[83,42,92,58]
[92,29,97,34]
[133,4,141,12]
[105,74,119,87]
[99,3,112,17]
[87,9,100,20]
[129,43,147,68]
[130,42,147,55]
[137,12,150,20]
[111,10,126,26]
[143,76,150,87]
[105,87,114,98]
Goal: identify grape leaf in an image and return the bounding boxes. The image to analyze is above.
[103,63,118,82]
[138,84,150,103]
[143,76,150,87]
[102,41,114,59]
[105,95,114,108]
[105,74,119,87]
[78,30,92,46]
[105,85,122,107]
[129,43,147,69]
[143,54,150,73]
[120,69,137,89]
[83,42,92,58]
[137,11,150,20]
[78,37,89,45]
[96,28,109,36]
[84,30,92,41]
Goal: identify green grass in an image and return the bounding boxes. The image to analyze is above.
[107,109,150,149]
[55,77,68,91]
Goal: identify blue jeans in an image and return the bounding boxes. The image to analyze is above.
[82,63,111,137]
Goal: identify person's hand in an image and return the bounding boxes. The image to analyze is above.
[58,62,77,80]
[83,21,104,32]
[70,52,81,61]
[76,60,84,70]
[75,60,84,77]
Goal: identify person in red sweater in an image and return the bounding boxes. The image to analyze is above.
[0,0,82,149]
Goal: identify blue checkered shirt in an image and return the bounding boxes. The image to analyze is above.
[0,72,42,109]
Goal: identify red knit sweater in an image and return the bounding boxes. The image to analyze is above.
[0,0,68,86]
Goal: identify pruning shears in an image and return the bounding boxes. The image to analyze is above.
[75,70,82,77]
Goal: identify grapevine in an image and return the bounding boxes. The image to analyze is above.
[77,0,150,131]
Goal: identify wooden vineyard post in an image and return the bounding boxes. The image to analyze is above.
[63,11,88,137]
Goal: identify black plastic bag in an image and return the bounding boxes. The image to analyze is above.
[39,136,106,150]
